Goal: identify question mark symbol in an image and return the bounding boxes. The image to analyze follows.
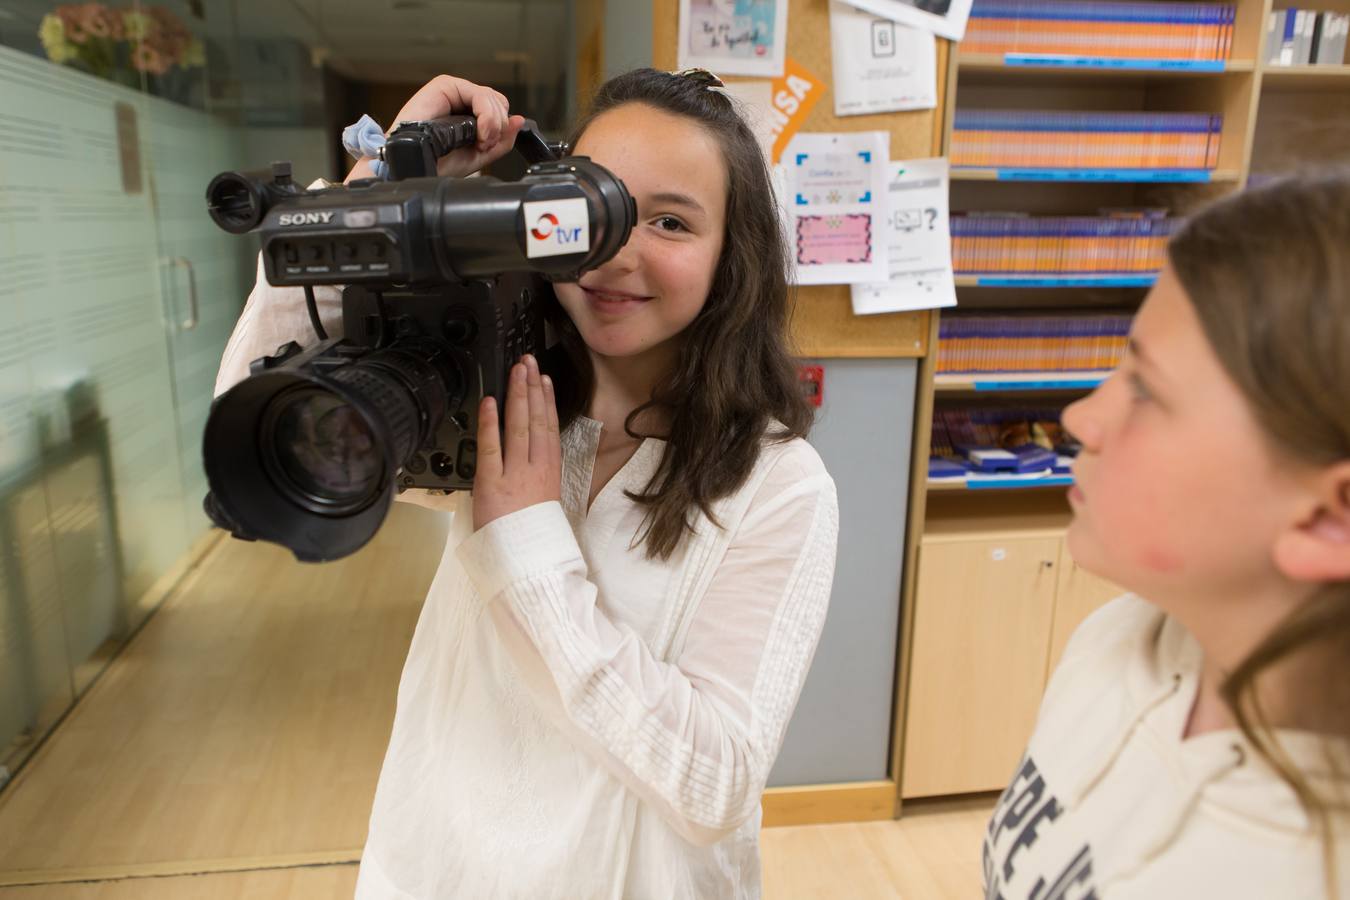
[925,207,938,230]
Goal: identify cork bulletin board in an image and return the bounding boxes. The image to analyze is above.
[653,0,951,358]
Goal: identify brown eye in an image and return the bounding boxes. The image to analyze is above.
[654,216,686,233]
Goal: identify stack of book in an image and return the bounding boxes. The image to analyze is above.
[952,110,1223,169]
[930,407,1079,481]
[950,212,1180,274]
[937,313,1132,373]
[931,406,1069,453]
[965,0,1236,61]
[1265,9,1349,65]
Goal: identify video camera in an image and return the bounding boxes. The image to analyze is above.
[202,116,636,562]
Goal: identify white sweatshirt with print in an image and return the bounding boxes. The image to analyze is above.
[984,594,1350,900]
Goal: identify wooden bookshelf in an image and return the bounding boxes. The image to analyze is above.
[950,166,1242,181]
[957,53,1257,75]
[1260,65,1350,90]
[933,371,1111,392]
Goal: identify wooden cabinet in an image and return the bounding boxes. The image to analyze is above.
[900,530,1119,798]
[1047,553,1123,678]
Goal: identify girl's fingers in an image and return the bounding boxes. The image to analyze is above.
[475,395,503,480]
[473,90,509,151]
[503,361,530,469]
[524,355,548,465]
[542,374,562,463]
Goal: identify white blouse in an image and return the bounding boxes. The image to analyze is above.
[216,255,840,899]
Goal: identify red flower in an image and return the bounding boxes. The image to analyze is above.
[131,41,169,75]
[56,5,90,44]
[78,4,118,40]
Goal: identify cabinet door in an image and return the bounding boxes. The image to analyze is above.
[901,536,1060,798]
[1046,551,1123,678]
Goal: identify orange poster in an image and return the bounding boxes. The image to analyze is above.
[768,58,823,163]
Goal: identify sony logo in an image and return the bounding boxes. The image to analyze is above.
[278,212,335,226]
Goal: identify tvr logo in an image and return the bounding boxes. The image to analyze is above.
[524,198,590,259]
[531,212,582,245]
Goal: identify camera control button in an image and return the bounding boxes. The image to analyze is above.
[344,209,378,228]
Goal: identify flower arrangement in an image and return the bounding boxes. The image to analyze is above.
[38,4,205,80]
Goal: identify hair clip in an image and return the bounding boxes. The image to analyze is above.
[672,67,730,96]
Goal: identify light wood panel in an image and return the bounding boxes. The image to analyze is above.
[763,780,895,827]
[0,504,449,880]
[901,536,1060,798]
[892,313,942,817]
[654,0,945,358]
[1047,555,1123,678]
[0,864,360,899]
[761,795,995,899]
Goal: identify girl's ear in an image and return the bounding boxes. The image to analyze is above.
[1274,462,1350,583]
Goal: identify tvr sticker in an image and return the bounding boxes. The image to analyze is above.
[524,198,590,258]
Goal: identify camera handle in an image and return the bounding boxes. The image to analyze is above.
[382,116,569,181]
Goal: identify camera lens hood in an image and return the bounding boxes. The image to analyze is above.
[203,368,400,562]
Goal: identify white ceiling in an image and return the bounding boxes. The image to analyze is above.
[227,0,570,85]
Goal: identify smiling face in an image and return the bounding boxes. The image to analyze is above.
[1062,265,1307,609]
[552,103,728,365]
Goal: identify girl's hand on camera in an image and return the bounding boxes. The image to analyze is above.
[472,355,562,531]
[345,75,527,184]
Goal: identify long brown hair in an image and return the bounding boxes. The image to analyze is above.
[1168,169,1350,885]
[542,68,813,559]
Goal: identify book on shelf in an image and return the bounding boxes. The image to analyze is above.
[966,0,1236,61]
[930,406,1080,481]
[931,406,1073,455]
[950,212,1180,274]
[1266,9,1350,64]
[936,313,1132,373]
[951,110,1223,169]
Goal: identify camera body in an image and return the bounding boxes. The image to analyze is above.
[203,116,635,561]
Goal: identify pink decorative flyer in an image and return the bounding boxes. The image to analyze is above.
[797,215,874,265]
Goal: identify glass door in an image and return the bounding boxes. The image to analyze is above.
[0,0,250,777]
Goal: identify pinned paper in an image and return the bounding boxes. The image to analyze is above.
[721,59,822,164]
[843,0,975,42]
[769,58,824,163]
[850,157,957,314]
[678,0,789,77]
[782,131,890,285]
[829,1,937,116]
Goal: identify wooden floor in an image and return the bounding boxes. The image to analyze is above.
[0,503,991,899]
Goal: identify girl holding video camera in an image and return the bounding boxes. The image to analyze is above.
[217,69,837,899]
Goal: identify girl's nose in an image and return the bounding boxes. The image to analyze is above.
[597,232,641,275]
[1062,388,1103,453]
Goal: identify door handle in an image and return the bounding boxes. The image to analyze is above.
[161,256,199,331]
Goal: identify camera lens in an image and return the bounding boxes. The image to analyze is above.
[203,338,466,562]
[264,387,385,512]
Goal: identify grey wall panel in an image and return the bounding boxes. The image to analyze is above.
[603,2,654,80]
[767,358,917,787]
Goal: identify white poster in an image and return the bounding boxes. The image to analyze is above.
[851,158,957,314]
[842,0,975,42]
[829,1,937,116]
[782,131,890,286]
[678,0,789,78]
